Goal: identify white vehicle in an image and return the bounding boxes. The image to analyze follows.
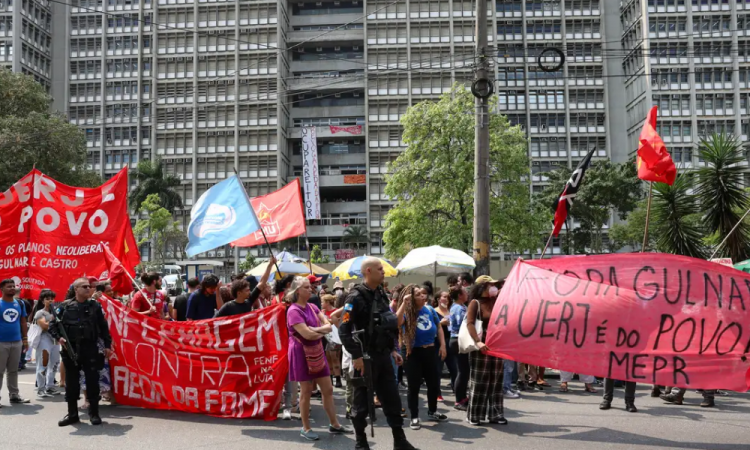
[160,273,184,297]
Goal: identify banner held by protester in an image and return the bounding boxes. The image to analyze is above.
[102,297,289,420]
[0,168,135,299]
[486,253,750,392]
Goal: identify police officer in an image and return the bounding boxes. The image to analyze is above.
[339,258,418,450]
[50,277,112,426]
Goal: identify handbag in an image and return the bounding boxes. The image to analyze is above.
[291,304,328,375]
[27,323,42,350]
[458,300,484,354]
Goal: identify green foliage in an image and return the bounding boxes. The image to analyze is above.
[652,174,707,258]
[0,69,101,191]
[309,245,330,264]
[238,253,259,273]
[608,200,653,252]
[383,83,546,258]
[130,159,183,212]
[536,161,643,254]
[134,194,187,264]
[695,133,750,261]
[343,225,367,249]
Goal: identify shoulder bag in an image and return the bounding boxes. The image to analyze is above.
[458,300,483,354]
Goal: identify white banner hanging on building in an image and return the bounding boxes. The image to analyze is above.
[301,126,321,220]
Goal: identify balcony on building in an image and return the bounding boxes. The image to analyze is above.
[291,117,365,139]
[291,0,363,26]
[287,23,364,46]
[304,187,367,239]
[290,43,364,73]
[294,163,367,188]
[291,90,365,122]
[288,69,365,91]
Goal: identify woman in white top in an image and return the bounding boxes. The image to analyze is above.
[33,289,61,398]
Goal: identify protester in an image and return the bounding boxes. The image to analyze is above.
[32,289,61,398]
[433,290,455,401]
[332,281,346,308]
[214,279,255,318]
[397,284,448,430]
[130,272,167,319]
[558,371,597,394]
[0,279,30,405]
[449,287,469,410]
[186,274,222,320]
[458,272,474,288]
[173,278,200,321]
[273,274,296,306]
[321,294,343,388]
[285,276,351,441]
[339,257,416,450]
[18,297,33,370]
[466,276,506,426]
[446,275,459,290]
[600,377,637,413]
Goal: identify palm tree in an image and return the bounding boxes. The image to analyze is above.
[129,159,183,212]
[343,225,368,250]
[652,174,707,258]
[695,133,750,261]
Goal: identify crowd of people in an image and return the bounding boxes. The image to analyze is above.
[0,256,727,445]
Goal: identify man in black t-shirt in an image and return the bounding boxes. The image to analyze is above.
[214,279,259,318]
[173,278,199,321]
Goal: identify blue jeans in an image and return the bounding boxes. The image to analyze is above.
[503,360,516,391]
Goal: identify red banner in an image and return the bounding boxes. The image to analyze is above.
[343,174,366,184]
[103,297,288,419]
[231,179,306,248]
[486,253,750,391]
[329,125,362,135]
[0,169,136,299]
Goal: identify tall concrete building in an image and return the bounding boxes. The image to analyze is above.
[621,0,750,173]
[56,0,628,266]
[0,0,55,90]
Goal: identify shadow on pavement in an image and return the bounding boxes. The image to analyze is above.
[68,420,134,437]
[501,422,748,450]
[0,403,44,416]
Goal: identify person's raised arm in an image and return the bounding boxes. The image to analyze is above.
[396,296,408,327]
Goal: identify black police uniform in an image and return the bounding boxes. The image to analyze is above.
[50,298,112,425]
[339,284,417,450]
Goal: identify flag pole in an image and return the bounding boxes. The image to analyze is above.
[233,168,283,277]
[708,205,750,260]
[641,181,654,252]
[100,242,152,310]
[540,231,554,259]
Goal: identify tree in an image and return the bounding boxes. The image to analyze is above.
[309,245,330,264]
[0,70,101,191]
[607,200,654,252]
[695,133,750,261]
[129,159,183,212]
[238,253,259,273]
[536,161,643,254]
[133,194,187,265]
[383,84,546,258]
[651,174,707,258]
[343,225,368,249]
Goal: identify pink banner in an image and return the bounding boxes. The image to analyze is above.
[485,253,750,391]
[329,125,362,135]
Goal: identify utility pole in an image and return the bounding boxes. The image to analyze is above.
[471,0,492,276]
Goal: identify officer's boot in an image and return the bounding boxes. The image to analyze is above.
[625,400,638,413]
[650,386,662,398]
[354,432,370,450]
[700,397,715,408]
[393,427,419,450]
[89,401,102,425]
[59,399,80,427]
[660,392,683,405]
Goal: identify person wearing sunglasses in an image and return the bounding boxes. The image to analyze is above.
[50,278,112,427]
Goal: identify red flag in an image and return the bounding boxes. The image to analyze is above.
[637,106,677,185]
[231,179,307,247]
[551,147,597,237]
[102,242,134,296]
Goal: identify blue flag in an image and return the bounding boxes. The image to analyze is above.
[186,175,260,257]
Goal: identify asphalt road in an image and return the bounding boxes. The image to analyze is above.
[1,369,749,450]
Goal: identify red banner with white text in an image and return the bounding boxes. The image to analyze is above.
[0,169,136,299]
[103,298,288,420]
[486,254,750,391]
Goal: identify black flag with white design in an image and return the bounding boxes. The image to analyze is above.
[551,147,597,236]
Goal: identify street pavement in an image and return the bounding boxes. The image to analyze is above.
[2,369,749,450]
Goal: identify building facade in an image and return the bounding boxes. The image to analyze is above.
[621,0,750,173]
[55,0,630,266]
[0,0,55,91]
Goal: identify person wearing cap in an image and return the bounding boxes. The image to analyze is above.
[332,281,346,308]
[465,275,507,426]
[307,274,323,310]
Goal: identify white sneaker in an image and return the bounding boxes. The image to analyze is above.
[282,409,293,420]
[503,389,520,399]
[37,391,52,398]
